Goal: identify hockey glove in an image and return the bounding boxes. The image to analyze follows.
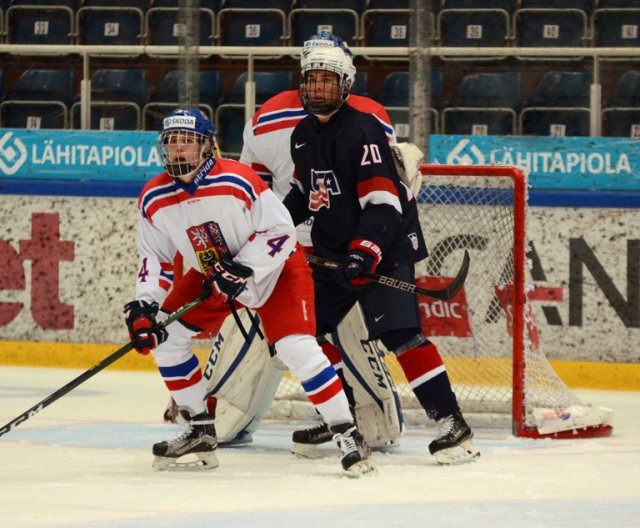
[335,239,382,290]
[204,255,253,301]
[123,300,168,355]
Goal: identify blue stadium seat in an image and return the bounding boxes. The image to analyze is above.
[515,0,592,50]
[145,4,215,48]
[289,0,365,46]
[1,68,75,129]
[144,70,221,131]
[77,0,148,46]
[593,0,640,48]
[224,71,293,104]
[6,0,78,45]
[215,70,293,157]
[362,0,411,48]
[217,0,288,47]
[520,71,592,136]
[603,70,640,138]
[74,68,148,130]
[438,0,515,49]
[442,72,522,135]
[351,72,368,96]
[378,71,443,138]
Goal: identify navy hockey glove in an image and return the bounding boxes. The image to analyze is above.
[335,239,382,290]
[123,300,168,355]
[204,255,253,301]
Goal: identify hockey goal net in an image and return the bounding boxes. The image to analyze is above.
[271,163,613,439]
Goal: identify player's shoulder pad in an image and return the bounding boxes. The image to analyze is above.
[138,172,174,210]
[252,90,302,127]
[213,157,271,194]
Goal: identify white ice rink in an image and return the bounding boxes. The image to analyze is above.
[0,365,638,528]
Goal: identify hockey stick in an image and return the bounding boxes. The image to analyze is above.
[0,291,210,438]
[305,250,470,301]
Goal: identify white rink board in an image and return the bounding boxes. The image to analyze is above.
[0,194,638,363]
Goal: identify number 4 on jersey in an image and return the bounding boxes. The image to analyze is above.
[267,235,290,257]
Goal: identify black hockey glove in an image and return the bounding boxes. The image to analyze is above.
[334,239,382,290]
[204,255,253,301]
[123,300,168,355]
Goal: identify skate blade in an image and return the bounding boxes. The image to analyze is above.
[152,451,220,471]
[291,442,337,459]
[433,439,480,466]
[344,459,377,478]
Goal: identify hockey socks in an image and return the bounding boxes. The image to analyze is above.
[320,339,356,407]
[396,341,458,420]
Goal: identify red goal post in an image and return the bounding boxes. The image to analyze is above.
[417,164,613,438]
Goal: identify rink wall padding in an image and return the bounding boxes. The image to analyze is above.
[0,131,639,391]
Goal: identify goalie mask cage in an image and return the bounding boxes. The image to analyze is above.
[270,164,612,439]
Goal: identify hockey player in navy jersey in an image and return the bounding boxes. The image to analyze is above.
[123,108,373,475]
[283,45,480,465]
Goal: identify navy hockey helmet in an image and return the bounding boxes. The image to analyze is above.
[158,108,215,179]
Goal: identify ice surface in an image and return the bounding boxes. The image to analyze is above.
[1,366,638,528]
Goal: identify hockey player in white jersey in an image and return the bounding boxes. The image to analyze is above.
[124,108,373,475]
[186,32,404,455]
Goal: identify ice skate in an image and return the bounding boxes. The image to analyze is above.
[330,423,376,477]
[152,410,219,471]
[429,408,480,465]
[291,421,335,458]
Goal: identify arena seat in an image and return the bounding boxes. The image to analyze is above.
[77,0,148,46]
[216,0,289,48]
[593,0,640,48]
[144,70,221,131]
[289,0,365,46]
[602,70,640,138]
[145,2,216,49]
[6,0,78,45]
[71,68,148,130]
[1,68,75,129]
[442,72,522,135]
[520,70,592,136]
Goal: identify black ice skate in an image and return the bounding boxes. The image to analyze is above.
[291,422,334,458]
[152,410,219,471]
[330,423,376,477]
[428,408,480,465]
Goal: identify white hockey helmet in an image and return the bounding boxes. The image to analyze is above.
[300,45,356,116]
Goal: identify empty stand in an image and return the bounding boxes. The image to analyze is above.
[1,68,76,129]
[515,0,592,53]
[520,71,592,136]
[593,0,640,48]
[289,0,365,46]
[71,68,148,130]
[144,70,221,131]
[442,72,521,135]
[351,71,368,96]
[603,70,640,138]
[6,0,78,45]
[77,0,147,46]
[217,0,289,48]
[145,1,216,49]
[438,0,515,51]
[378,71,443,138]
[362,0,412,50]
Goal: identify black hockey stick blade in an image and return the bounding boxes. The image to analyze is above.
[305,250,470,301]
[0,291,210,438]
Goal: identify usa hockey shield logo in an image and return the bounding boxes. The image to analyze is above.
[309,169,341,211]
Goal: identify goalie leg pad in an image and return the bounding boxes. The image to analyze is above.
[202,310,286,444]
[335,303,404,448]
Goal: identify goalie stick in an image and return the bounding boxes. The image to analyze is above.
[0,291,210,438]
[305,250,470,301]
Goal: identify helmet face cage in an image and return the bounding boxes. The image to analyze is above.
[300,46,355,117]
[157,109,215,179]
